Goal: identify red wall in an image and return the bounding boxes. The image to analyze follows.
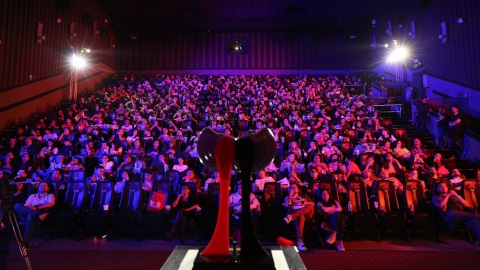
[115,32,371,70]
[0,0,116,90]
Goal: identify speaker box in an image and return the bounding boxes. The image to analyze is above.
[196,35,205,44]
[100,27,110,37]
[55,0,70,11]
[81,13,94,26]
[395,13,404,27]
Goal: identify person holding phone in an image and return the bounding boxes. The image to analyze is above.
[283,183,314,251]
[166,185,199,245]
[317,190,346,251]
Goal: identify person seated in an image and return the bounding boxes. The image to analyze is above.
[280,153,299,175]
[381,153,405,176]
[345,156,361,180]
[394,140,411,161]
[411,153,430,175]
[288,142,302,160]
[14,182,55,249]
[117,155,135,171]
[322,139,342,159]
[410,138,429,159]
[283,183,315,251]
[405,169,426,191]
[307,154,329,174]
[449,169,464,191]
[374,170,404,195]
[429,153,450,176]
[114,170,130,194]
[363,131,375,143]
[228,182,260,245]
[98,155,114,175]
[433,182,480,247]
[147,140,162,158]
[86,166,106,196]
[328,155,346,175]
[58,140,74,156]
[12,153,33,175]
[294,118,308,131]
[317,190,347,251]
[166,185,199,245]
[264,161,278,173]
[172,156,188,173]
[64,157,85,173]
[425,167,447,191]
[362,155,380,175]
[254,169,275,193]
[128,139,145,157]
[353,139,375,156]
[81,141,97,156]
[377,141,394,156]
[378,129,396,142]
[182,169,201,190]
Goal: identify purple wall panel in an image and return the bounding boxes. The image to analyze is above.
[0,0,115,90]
[373,0,480,89]
[115,32,371,70]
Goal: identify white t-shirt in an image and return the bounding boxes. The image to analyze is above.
[173,165,189,172]
[254,177,275,192]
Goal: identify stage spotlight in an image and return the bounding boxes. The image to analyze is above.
[387,47,407,62]
[86,49,91,53]
[71,54,86,68]
[235,47,239,50]
[384,44,388,47]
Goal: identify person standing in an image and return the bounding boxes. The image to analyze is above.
[434,107,449,147]
[415,98,429,135]
[449,105,465,159]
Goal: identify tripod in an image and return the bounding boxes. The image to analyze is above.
[0,209,32,270]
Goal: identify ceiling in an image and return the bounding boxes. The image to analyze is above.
[94,0,392,32]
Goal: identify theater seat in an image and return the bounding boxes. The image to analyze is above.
[347,180,379,241]
[375,180,410,241]
[138,181,171,241]
[82,181,113,239]
[403,180,436,239]
[109,180,142,240]
[53,181,87,240]
[461,180,480,213]
[432,180,474,243]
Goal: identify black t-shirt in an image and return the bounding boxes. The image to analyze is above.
[436,113,449,128]
[450,113,465,133]
[416,103,429,119]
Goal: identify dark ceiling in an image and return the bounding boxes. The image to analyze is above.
[94,0,392,32]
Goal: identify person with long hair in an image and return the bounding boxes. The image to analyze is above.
[283,183,314,251]
[317,190,347,251]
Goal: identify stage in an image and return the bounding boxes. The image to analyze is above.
[6,237,480,269]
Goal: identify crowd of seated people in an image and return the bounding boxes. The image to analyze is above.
[0,72,479,251]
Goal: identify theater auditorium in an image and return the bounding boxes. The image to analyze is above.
[1,0,480,269]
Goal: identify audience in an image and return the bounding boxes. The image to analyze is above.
[0,72,474,251]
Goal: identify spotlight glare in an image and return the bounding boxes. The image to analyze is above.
[235,47,239,50]
[86,49,91,53]
[71,54,86,68]
[387,47,408,62]
[384,44,388,48]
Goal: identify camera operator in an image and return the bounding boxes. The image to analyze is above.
[0,182,27,231]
